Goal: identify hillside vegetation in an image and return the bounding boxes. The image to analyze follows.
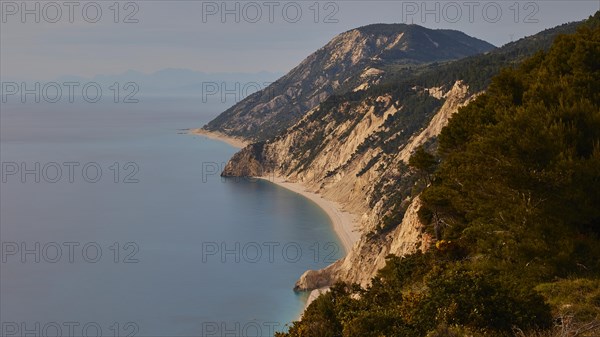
[222,17,585,295]
[276,14,600,337]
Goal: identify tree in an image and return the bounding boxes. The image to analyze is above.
[408,146,437,185]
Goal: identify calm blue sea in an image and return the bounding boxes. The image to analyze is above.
[0,97,342,336]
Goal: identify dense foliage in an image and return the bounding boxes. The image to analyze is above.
[381,21,580,93]
[276,13,600,337]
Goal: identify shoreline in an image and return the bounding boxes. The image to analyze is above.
[259,176,358,254]
[192,127,360,318]
[190,128,359,253]
[261,176,359,319]
[189,128,249,149]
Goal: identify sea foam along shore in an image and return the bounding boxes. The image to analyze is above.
[189,128,360,254]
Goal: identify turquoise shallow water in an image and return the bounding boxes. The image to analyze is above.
[0,97,343,336]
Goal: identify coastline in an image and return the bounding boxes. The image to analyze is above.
[260,175,359,318]
[191,128,359,253]
[189,128,249,149]
[259,176,359,254]
[193,127,360,318]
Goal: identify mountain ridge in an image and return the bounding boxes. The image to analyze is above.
[203,23,494,141]
[276,12,600,335]
[219,18,583,294]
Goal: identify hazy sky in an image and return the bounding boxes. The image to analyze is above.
[1,0,599,80]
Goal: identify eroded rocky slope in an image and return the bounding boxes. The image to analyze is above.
[222,80,475,289]
[204,24,494,141]
[214,21,580,292]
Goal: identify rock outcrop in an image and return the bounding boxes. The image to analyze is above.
[222,81,475,290]
[210,20,581,294]
[204,24,494,141]
[295,196,432,290]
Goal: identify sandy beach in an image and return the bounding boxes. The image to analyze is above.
[189,128,249,149]
[191,128,359,253]
[261,176,359,253]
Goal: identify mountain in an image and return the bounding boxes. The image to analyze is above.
[211,13,599,336]
[221,18,583,296]
[276,13,600,336]
[203,24,494,141]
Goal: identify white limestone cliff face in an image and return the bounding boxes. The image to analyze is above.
[204,24,494,141]
[397,81,479,162]
[222,80,475,290]
[202,27,401,141]
[295,196,432,290]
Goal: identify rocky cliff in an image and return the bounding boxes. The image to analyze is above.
[222,80,476,289]
[214,21,580,292]
[204,24,494,141]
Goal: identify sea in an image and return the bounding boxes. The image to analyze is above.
[0,95,343,336]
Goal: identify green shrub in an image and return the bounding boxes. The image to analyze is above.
[535,278,600,322]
